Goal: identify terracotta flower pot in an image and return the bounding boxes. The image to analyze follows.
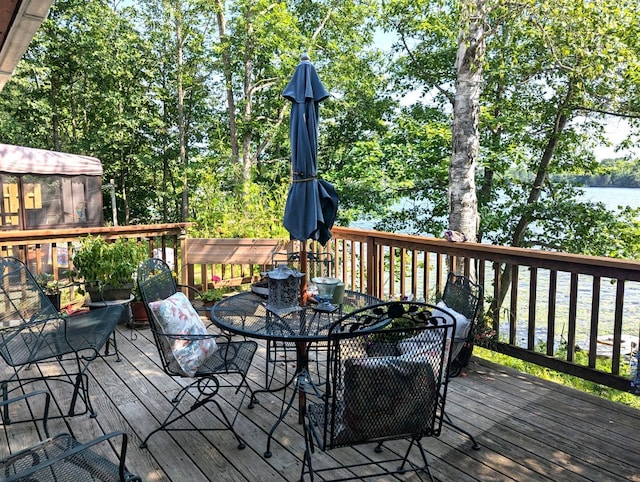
[131,301,149,324]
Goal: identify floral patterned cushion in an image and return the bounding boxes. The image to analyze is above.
[149,292,217,376]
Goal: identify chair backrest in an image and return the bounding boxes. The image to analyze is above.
[272,251,334,279]
[441,272,483,334]
[0,258,61,365]
[136,258,182,374]
[0,257,59,324]
[318,301,455,449]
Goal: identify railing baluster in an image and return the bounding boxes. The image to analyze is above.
[547,270,558,357]
[612,280,625,375]
[588,276,601,369]
[567,273,579,363]
[528,267,537,350]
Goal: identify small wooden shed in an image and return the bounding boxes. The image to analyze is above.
[0,143,103,230]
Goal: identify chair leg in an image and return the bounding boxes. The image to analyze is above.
[69,372,96,418]
[140,379,247,450]
[442,410,480,450]
[300,423,315,482]
[103,331,121,362]
[397,439,434,482]
[1,381,8,423]
[265,340,293,389]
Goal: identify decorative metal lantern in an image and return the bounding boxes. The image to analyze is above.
[264,265,305,314]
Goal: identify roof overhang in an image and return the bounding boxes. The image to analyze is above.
[0,0,54,93]
[0,143,103,176]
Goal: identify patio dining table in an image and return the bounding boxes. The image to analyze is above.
[211,289,381,457]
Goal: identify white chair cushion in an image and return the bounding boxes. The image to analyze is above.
[148,292,217,376]
[433,300,470,340]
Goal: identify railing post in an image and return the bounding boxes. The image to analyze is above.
[366,234,376,297]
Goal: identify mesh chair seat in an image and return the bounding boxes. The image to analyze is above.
[195,340,256,376]
[0,433,138,481]
[0,307,121,367]
[440,272,483,377]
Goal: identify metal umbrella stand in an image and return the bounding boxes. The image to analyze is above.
[282,53,338,300]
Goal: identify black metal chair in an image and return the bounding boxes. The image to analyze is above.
[136,258,257,449]
[265,251,335,388]
[301,301,456,481]
[439,272,483,450]
[0,390,140,481]
[0,257,122,420]
[441,272,483,378]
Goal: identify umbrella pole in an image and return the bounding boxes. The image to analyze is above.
[300,241,309,305]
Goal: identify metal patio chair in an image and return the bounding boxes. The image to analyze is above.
[0,390,140,481]
[0,257,122,420]
[439,271,483,450]
[301,300,455,481]
[441,272,483,377]
[136,258,257,449]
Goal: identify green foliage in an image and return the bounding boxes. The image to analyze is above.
[0,0,639,266]
[379,0,640,258]
[197,286,234,303]
[34,273,62,295]
[72,235,147,288]
[474,347,640,410]
[190,165,290,238]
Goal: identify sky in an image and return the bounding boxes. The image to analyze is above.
[593,118,637,161]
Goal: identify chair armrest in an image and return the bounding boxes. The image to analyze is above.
[0,390,50,436]
[152,330,227,343]
[178,283,204,298]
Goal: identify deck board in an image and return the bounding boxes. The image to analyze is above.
[1,324,639,481]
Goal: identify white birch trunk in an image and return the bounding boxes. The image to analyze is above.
[449,0,486,244]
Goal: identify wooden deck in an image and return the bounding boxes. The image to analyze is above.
[2,324,640,481]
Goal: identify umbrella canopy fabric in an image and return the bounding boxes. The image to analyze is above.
[282,55,338,246]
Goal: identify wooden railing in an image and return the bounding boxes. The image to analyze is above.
[325,226,640,392]
[1,223,637,392]
[0,223,187,281]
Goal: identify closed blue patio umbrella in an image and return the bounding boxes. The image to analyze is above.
[283,53,337,245]
[282,53,338,284]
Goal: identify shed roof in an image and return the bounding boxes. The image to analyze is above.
[0,143,102,176]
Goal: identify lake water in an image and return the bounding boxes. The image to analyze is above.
[348,187,640,356]
[580,187,640,210]
[349,186,640,232]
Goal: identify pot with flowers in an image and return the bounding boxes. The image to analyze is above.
[197,288,225,307]
[196,275,231,307]
[130,284,148,324]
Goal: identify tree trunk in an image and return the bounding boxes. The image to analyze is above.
[175,8,189,221]
[449,0,486,275]
[215,0,239,165]
[241,2,255,186]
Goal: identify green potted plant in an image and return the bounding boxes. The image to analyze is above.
[35,273,63,311]
[71,235,147,302]
[197,288,225,307]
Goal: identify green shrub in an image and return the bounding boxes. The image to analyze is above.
[72,235,147,288]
